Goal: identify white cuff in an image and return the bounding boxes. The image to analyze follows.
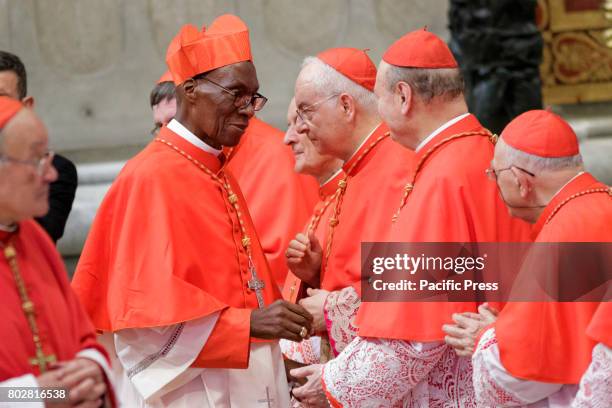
[0,374,45,408]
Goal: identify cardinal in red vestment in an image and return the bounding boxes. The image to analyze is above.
[72,15,312,407]
[0,96,115,407]
[467,110,612,407]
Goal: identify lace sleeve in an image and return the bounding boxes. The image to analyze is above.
[473,327,563,407]
[572,343,612,408]
[323,286,360,356]
[321,336,446,407]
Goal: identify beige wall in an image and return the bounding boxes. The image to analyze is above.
[1,0,449,157]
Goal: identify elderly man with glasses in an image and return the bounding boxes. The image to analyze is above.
[0,96,116,407]
[283,47,415,406]
[72,15,313,407]
[147,72,319,290]
[449,110,611,407]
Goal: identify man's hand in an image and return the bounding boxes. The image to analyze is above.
[58,358,106,407]
[37,358,106,408]
[290,364,329,407]
[299,288,330,334]
[286,232,322,287]
[36,368,72,408]
[442,303,499,357]
[251,299,313,342]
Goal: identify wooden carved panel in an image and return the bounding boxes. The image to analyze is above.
[538,0,612,103]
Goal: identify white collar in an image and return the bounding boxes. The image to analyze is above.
[167,119,222,156]
[415,113,470,152]
[0,222,17,232]
[320,168,343,187]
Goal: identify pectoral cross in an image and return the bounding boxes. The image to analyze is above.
[247,257,266,308]
[29,348,56,373]
[257,387,274,407]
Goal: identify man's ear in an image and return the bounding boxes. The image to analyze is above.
[396,82,413,116]
[181,79,198,104]
[338,93,356,121]
[22,96,35,108]
[512,167,534,199]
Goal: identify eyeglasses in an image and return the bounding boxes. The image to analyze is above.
[295,94,339,125]
[0,151,55,176]
[485,165,535,181]
[196,77,267,111]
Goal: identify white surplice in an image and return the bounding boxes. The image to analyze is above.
[572,343,612,408]
[100,313,290,407]
[98,119,290,407]
[473,327,578,407]
[322,336,475,407]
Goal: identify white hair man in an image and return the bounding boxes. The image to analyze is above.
[286,48,415,406]
[447,110,611,407]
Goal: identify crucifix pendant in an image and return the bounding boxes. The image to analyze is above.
[29,348,56,373]
[247,257,265,309]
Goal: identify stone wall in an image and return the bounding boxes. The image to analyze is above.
[1,0,449,155]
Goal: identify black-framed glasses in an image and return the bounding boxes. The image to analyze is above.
[0,151,55,176]
[295,94,339,125]
[197,77,267,111]
[485,165,536,181]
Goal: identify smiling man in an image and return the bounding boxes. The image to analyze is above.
[280,98,342,369]
[72,15,312,407]
[285,48,414,406]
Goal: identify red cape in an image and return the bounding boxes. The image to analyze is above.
[0,220,107,379]
[356,114,531,341]
[227,117,318,287]
[321,123,415,292]
[496,173,612,383]
[73,127,281,333]
[587,301,612,347]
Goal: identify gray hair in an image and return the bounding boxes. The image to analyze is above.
[300,57,378,114]
[383,62,464,104]
[497,138,583,173]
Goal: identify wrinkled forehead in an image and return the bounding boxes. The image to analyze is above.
[1,109,48,154]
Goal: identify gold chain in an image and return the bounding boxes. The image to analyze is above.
[322,132,389,274]
[155,138,254,252]
[545,186,612,224]
[305,191,339,235]
[391,130,495,223]
[1,242,56,373]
